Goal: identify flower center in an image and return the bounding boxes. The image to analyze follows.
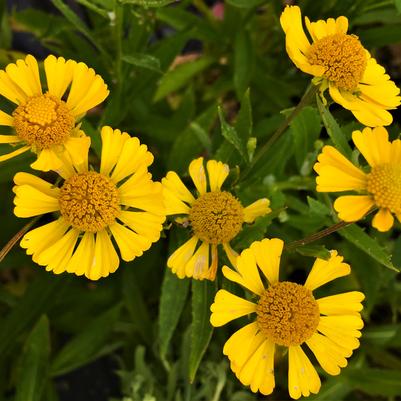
[189,191,244,244]
[367,164,401,213]
[307,33,367,90]
[13,93,75,150]
[59,172,120,232]
[256,282,320,347]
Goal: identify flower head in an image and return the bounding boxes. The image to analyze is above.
[162,157,271,280]
[13,126,165,280]
[210,238,364,399]
[0,54,109,171]
[314,126,401,232]
[280,5,400,127]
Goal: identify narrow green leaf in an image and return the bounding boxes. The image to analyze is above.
[226,0,266,7]
[307,196,331,216]
[122,53,162,73]
[76,0,110,17]
[218,106,248,162]
[339,224,398,272]
[154,56,213,101]
[15,316,50,401]
[234,29,253,98]
[51,305,121,376]
[289,106,321,169]
[158,261,190,361]
[295,245,331,260]
[119,0,178,6]
[189,280,216,382]
[316,96,352,158]
[235,89,253,142]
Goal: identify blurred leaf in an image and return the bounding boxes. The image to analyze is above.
[307,196,331,216]
[122,54,162,73]
[290,106,321,169]
[218,106,248,162]
[295,244,331,260]
[317,96,352,158]
[339,224,398,272]
[119,0,178,6]
[395,0,401,14]
[226,0,266,7]
[360,24,401,47]
[364,324,401,346]
[51,304,121,376]
[308,377,351,400]
[345,368,401,396]
[15,316,50,401]
[235,89,253,142]
[76,0,111,17]
[154,56,213,101]
[234,29,253,98]
[158,265,190,362]
[189,280,216,382]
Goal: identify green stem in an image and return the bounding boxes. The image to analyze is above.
[285,220,352,251]
[240,84,318,182]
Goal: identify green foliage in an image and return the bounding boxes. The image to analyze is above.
[1,0,401,400]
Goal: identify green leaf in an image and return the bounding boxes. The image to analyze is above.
[234,29,253,98]
[235,89,253,142]
[218,106,248,162]
[339,224,398,272]
[122,53,162,73]
[345,368,401,396]
[189,280,216,382]
[307,196,331,216]
[226,0,266,8]
[119,0,178,6]
[158,259,190,362]
[289,106,321,169]
[15,316,50,401]
[316,96,352,158]
[295,245,331,260]
[51,305,121,376]
[154,56,213,101]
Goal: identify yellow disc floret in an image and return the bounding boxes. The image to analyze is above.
[189,191,244,244]
[367,164,401,213]
[307,33,367,90]
[13,93,75,150]
[59,172,120,232]
[256,281,320,347]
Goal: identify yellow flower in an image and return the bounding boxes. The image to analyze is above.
[314,126,401,232]
[280,5,400,127]
[210,238,364,399]
[0,54,109,171]
[13,126,165,280]
[162,157,271,280]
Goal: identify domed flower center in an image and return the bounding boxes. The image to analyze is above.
[367,164,401,213]
[307,33,367,90]
[13,93,75,150]
[59,172,120,232]
[256,281,320,347]
[189,191,244,244]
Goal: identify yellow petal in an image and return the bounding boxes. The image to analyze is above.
[30,148,63,172]
[66,62,109,116]
[5,55,42,98]
[185,241,210,279]
[236,339,275,395]
[222,242,238,267]
[243,198,271,223]
[0,69,28,104]
[111,136,154,183]
[100,126,130,176]
[317,291,365,316]
[0,145,30,162]
[352,127,391,167]
[206,159,230,191]
[63,136,90,167]
[304,250,350,291]
[372,208,394,232]
[210,289,256,327]
[0,135,22,143]
[306,16,348,41]
[14,184,60,217]
[44,55,76,99]
[167,236,198,279]
[390,139,401,164]
[222,247,264,296]
[118,210,164,242]
[288,345,321,399]
[202,244,218,281]
[66,231,95,277]
[0,110,14,126]
[109,222,151,261]
[162,171,195,205]
[250,238,283,285]
[314,145,367,192]
[20,218,70,258]
[162,185,191,215]
[116,167,153,197]
[14,172,60,198]
[306,332,349,376]
[189,157,207,195]
[35,228,80,274]
[334,195,375,222]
